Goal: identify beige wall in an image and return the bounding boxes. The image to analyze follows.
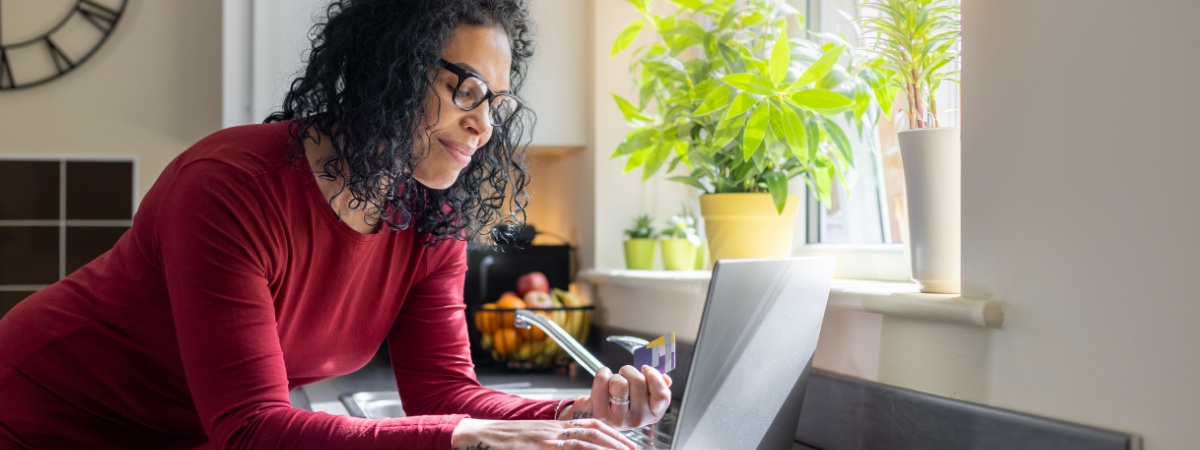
[0,1,223,200]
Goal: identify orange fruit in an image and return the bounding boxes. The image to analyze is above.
[518,311,549,341]
[493,328,520,356]
[495,296,526,329]
[475,303,498,334]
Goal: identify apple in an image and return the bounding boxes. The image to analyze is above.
[516,272,549,297]
[524,290,554,309]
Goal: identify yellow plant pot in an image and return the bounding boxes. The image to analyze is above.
[660,239,698,271]
[623,239,656,270]
[699,193,801,262]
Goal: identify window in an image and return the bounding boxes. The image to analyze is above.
[0,158,135,317]
[789,0,960,280]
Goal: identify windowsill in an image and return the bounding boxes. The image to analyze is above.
[579,269,1003,329]
[794,243,910,282]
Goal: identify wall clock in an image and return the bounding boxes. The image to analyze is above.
[0,0,128,90]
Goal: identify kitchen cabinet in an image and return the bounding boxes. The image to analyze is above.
[221,0,587,147]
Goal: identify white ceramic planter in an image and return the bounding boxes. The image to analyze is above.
[898,127,961,294]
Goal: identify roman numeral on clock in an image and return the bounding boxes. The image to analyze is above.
[45,38,76,75]
[0,50,14,89]
[77,0,120,33]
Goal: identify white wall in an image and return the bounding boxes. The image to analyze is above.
[815,1,1200,448]
[589,1,698,270]
[524,0,587,147]
[964,1,1200,447]
[223,0,330,127]
[0,1,222,198]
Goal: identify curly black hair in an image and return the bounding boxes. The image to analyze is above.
[266,0,535,246]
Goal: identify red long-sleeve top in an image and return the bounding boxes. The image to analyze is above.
[0,121,555,449]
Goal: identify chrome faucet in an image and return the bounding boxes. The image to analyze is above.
[514,309,649,377]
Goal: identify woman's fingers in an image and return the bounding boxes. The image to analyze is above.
[642,365,672,418]
[588,367,612,420]
[606,372,630,418]
[561,419,636,450]
[618,365,649,424]
[558,440,621,450]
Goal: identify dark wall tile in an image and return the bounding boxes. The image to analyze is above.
[66,161,133,220]
[0,227,59,284]
[66,227,129,275]
[0,291,36,319]
[0,161,60,220]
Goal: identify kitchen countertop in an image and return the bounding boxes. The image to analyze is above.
[299,352,820,449]
[300,354,592,406]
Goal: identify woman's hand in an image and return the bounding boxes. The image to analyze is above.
[561,365,673,431]
[450,418,635,450]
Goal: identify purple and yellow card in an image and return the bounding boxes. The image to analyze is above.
[633,332,676,374]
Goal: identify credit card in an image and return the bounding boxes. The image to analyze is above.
[632,332,676,374]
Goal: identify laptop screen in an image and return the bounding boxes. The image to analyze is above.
[670,257,835,449]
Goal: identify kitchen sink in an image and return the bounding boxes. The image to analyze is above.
[340,386,593,419]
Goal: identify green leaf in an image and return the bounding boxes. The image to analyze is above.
[789,45,844,89]
[875,85,900,121]
[742,101,770,161]
[612,94,653,122]
[724,92,755,118]
[721,73,776,95]
[625,147,650,173]
[628,0,648,14]
[666,0,703,10]
[765,171,789,214]
[820,116,854,168]
[673,140,690,157]
[713,112,745,149]
[692,84,733,116]
[791,88,855,110]
[611,20,646,56]
[782,106,808,164]
[771,104,804,163]
[668,176,707,190]
[642,141,674,181]
[648,55,691,83]
[812,164,832,203]
[611,127,657,156]
[768,30,790,86]
[716,5,746,32]
[805,119,820,162]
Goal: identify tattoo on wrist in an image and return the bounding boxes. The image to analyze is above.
[571,407,594,419]
[453,442,491,450]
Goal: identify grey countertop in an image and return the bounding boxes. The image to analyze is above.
[300,356,592,405]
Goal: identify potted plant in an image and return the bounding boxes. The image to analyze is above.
[858,0,961,293]
[623,214,657,270]
[660,205,702,271]
[610,0,886,261]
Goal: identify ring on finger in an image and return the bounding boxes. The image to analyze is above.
[557,440,566,450]
[609,395,631,405]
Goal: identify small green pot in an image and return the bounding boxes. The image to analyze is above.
[660,239,698,271]
[624,239,656,270]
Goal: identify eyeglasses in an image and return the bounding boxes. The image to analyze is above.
[438,59,523,127]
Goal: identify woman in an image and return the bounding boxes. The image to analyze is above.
[0,1,669,449]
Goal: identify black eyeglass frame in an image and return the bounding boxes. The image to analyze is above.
[437,58,523,126]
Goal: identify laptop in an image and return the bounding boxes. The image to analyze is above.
[339,257,835,449]
[626,257,836,449]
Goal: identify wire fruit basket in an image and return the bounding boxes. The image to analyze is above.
[473,305,593,370]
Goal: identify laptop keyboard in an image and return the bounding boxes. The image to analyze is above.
[621,408,677,449]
